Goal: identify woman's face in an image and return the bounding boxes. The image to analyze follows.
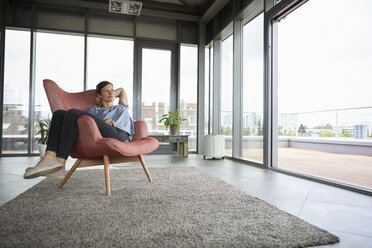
[98,84,115,102]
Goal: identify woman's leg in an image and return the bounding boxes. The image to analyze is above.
[42,110,67,173]
[24,110,67,179]
[55,108,85,160]
[43,109,90,179]
[45,110,66,155]
[41,110,68,164]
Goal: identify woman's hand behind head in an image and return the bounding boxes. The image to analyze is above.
[96,96,103,107]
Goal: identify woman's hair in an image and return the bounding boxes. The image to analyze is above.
[96,81,113,94]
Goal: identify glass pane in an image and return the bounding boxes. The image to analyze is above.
[34,32,84,152]
[204,47,210,135]
[277,0,372,189]
[180,45,197,151]
[2,29,30,154]
[242,13,264,162]
[141,48,171,134]
[87,36,133,116]
[221,35,233,156]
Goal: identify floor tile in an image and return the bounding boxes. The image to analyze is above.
[0,179,44,203]
[234,178,311,202]
[307,187,372,209]
[300,200,372,238]
[316,231,372,248]
[242,191,305,216]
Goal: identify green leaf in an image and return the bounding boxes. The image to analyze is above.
[35,116,51,144]
[157,108,186,129]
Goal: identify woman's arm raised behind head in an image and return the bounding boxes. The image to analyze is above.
[115,87,128,105]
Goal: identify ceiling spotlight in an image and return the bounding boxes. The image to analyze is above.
[109,0,143,16]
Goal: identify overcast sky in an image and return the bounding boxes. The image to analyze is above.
[278,0,372,113]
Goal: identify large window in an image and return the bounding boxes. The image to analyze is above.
[204,46,211,135]
[34,31,85,152]
[276,0,372,189]
[87,36,133,115]
[221,35,233,156]
[209,46,214,134]
[242,13,264,162]
[180,44,197,151]
[141,48,171,134]
[2,29,30,154]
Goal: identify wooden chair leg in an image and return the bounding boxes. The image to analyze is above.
[138,155,152,182]
[59,159,82,188]
[103,155,111,196]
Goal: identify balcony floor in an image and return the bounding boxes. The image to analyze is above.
[236,147,372,189]
[279,148,372,188]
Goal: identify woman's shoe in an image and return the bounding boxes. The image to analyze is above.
[23,159,63,179]
[24,167,66,179]
[45,168,66,179]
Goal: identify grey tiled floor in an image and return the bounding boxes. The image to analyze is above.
[1,154,372,247]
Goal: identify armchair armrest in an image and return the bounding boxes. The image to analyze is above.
[76,116,103,143]
[132,120,148,141]
[70,116,103,158]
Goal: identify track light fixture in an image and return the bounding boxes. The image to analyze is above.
[109,0,143,16]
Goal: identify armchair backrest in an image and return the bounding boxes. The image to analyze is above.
[43,79,96,112]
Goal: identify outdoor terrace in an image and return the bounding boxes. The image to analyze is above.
[225,136,372,189]
[234,147,372,189]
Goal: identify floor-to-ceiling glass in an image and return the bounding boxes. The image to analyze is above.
[180,44,197,151]
[242,13,264,162]
[34,31,84,152]
[87,36,133,115]
[141,48,171,134]
[221,35,233,156]
[209,46,213,134]
[204,46,210,135]
[276,0,372,189]
[2,29,30,154]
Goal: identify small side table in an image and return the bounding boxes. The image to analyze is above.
[148,134,189,157]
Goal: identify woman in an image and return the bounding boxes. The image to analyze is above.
[24,81,134,179]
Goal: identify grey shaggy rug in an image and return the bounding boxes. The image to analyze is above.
[0,167,339,248]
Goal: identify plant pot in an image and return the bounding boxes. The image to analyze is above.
[38,144,47,159]
[170,126,179,135]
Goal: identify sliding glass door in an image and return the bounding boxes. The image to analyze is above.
[136,41,177,135]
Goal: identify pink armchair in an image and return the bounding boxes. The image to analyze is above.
[43,79,159,195]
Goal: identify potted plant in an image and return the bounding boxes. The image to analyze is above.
[159,109,186,135]
[36,117,51,158]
